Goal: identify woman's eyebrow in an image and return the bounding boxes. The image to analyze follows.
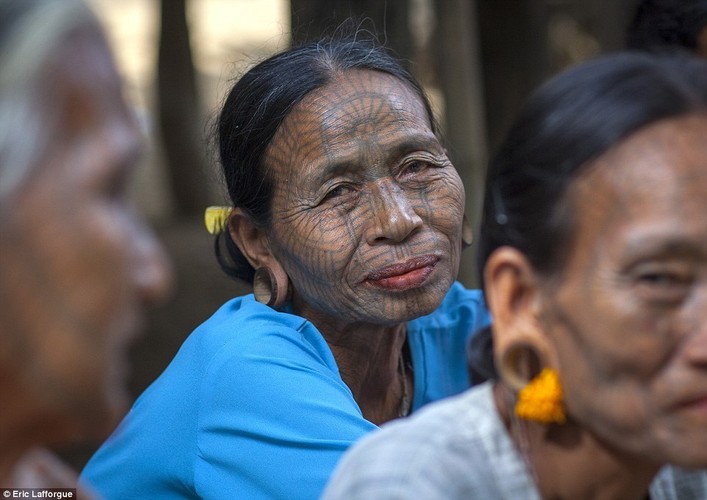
[387,134,443,158]
[311,159,360,184]
[622,233,707,261]
[308,133,443,185]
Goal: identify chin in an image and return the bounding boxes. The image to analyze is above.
[664,447,707,469]
[416,278,452,306]
[396,289,447,322]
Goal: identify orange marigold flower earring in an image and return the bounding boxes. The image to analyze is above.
[514,367,566,424]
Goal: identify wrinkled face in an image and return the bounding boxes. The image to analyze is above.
[263,69,465,326]
[0,27,172,440]
[542,115,707,467]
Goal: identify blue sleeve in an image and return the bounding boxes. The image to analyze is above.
[408,282,491,408]
[193,324,377,500]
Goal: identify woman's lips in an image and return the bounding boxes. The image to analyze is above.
[675,394,707,414]
[365,255,440,290]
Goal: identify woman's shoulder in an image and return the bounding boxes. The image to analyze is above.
[137,295,338,408]
[335,385,496,473]
[197,294,308,336]
[358,383,498,448]
[184,294,324,358]
[651,465,707,499]
[323,383,529,499]
[409,281,489,333]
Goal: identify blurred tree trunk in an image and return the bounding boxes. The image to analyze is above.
[289,0,415,66]
[433,0,487,286]
[477,0,550,152]
[158,0,210,216]
[561,0,638,52]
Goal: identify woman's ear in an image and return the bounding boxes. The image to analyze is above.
[228,209,291,308]
[484,246,555,391]
[227,208,275,270]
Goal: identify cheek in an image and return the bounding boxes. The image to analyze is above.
[60,207,135,319]
[275,212,359,289]
[549,289,707,461]
[0,226,130,434]
[548,300,674,441]
[41,207,137,423]
[558,291,675,382]
[424,174,465,244]
[30,196,142,383]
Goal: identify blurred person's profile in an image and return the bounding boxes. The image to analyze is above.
[0,0,172,490]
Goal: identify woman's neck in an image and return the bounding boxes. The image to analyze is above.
[493,383,660,500]
[0,374,36,482]
[309,311,411,425]
[0,375,75,484]
[0,407,37,486]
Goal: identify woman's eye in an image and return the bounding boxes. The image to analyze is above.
[636,267,692,287]
[322,184,353,201]
[405,160,428,174]
[634,266,694,303]
[639,273,681,285]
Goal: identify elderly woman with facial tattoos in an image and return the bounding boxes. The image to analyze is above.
[0,0,172,491]
[323,52,707,500]
[82,33,490,499]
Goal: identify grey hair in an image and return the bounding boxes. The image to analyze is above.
[0,0,96,201]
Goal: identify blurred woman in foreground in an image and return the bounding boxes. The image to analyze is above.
[324,52,707,499]
[0,0,171,488]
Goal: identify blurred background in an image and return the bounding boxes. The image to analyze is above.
[67,0,641,467]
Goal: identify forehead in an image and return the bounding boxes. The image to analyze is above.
[47,26,124,111]
[10,25,141,203]
[266,70,436,185]
[568,115,707,253]
[302,69,430,137]
[273,70,431,150]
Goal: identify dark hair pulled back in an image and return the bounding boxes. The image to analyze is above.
[214,29,438,283]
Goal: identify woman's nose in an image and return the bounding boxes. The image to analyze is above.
[132,224,174,306]
[365,180,423,245]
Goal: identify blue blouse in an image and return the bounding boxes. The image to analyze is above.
[81,282,490,499]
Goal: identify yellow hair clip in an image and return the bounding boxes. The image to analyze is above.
[204,206,232,235]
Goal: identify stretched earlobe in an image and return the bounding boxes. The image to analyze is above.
[498,340,566,424]
[484,246,565,424]
[253,266,290,309]
[227,209,292,309]
[497,340,544,392]
[484,247,555,385]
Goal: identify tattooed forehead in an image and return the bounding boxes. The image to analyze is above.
[312,72,429,140]
[264,69,436,189]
